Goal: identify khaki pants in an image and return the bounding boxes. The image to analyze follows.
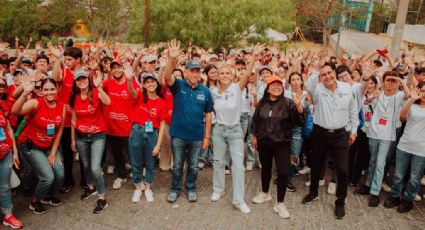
[159,123,172,171]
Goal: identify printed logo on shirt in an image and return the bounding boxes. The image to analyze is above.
[76,105,95,114]
[196,94,205,101]
[149,108,157,117]
[109,90,128,99]
[40,116,62,124]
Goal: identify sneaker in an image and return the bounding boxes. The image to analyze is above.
[40,197,63,206]
[252,192,272,204]
[354,185,370,195]
[304,179,325,187]
[335,203,345,220]
[187,192,197,202]
[132,189,143,203]
[397,199,413,213]
[421,176,425,186]
[59,184,74,194]
[167,192,178,203]
[298,167,311,175]
[112,178,126,190]
[2,214,24,229]
[29,201,46,215]
[327,182,336,195]
[384,196,401,208]
[225,166,230,175]
[234,202,251,214]
[198,162,205,170]
[301,193,319,204]
[245,164,253,171]
[144,189,154,203]
[106,165,115,174]
[415,194,422,202]
[125,163,132,170]
[93,199,108,214]
[273,203,290,219]
[81,187,98,200]
[211,192,224,202]
[368,195,380,207]
[381,182,391,193]
[286,181,296,192]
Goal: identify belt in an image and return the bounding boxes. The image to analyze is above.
[314,124,345,134]
[216,123,240,128]
[76,131,105,138]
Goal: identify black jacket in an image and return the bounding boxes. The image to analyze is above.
[250,96,306,143]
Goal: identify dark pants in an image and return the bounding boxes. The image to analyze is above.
[62,127,86,187]
[349,129,370,183]
[258,140,290,203]
[107,134,129,179]
[310,126,349,205]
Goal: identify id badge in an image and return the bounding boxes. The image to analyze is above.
[0,127,6,141]
[365,111,372,122]
[47,124,55,136]
[378,117,388,126]
[145,121,153,133]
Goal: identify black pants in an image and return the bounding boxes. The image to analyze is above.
[349,129,370,183]
[107,134,129,179]
[310,126,349,204]
[62,127,86,187]
[258,140,290,203]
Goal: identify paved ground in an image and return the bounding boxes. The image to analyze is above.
[9,166,425,230]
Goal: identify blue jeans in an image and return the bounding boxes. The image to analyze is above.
[199,124,214,165]
[129,123,157,185]
[391,148,425,202]
[75,132,107,196]
[365,138,392,196]
[288,126,303,180]
[240,113,250,137]
[21,144,64,200]
[170,138,202,194]
[213,124,246,204]
[0,152,13,215]
[245,116,259,166]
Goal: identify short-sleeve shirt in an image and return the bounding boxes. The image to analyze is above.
[73,89,106,134]
[58,69,75,127]
[169,79,214,141]
[132,93,167,129]
[397,104,425,157]
[212,83,242,126]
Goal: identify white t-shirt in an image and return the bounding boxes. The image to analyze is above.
[212,83,242,126]
[241,86,251,114]
[360,93,374,132]
[367,91,404,141]
[397,104,425,157]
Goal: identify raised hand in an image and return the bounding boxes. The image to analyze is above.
[21,75,35,93]
[123,62,134,80]
[0,42,10,53]
[93,71,103,88]
[410,87,421,101]
[293,92,302,105]
[88,56,98,70]
[47,42,61,58]
[167,39,181,59]
[35,41,43,50]
[252,43,265,55]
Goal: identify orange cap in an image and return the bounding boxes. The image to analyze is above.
[266,75,283,85]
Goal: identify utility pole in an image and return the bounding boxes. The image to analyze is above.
[389,0,410,58]
[143,0,151,48]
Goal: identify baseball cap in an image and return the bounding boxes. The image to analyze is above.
[266,75,282,85]
[21,57,32,64]
[185,60,201,69]
[142,55,158,63]
[259,66,273,74]
[13,69,24,76]
[235,58,246,66]
[142,72,158,81]
[110,59,122,68]
[74,70,89,80]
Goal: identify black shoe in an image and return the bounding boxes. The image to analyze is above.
[81,187,98,200]
[41,196,63,206]
[397,199,413,213]
[59,184,74,194]
[286,181,297,192]
[302,193,319,204]
[335,203,345,220]
[368,195,380,207]
[93,199,108,214]
[353,185,370,195]
[384,196,401,208]
[29,201,46,215]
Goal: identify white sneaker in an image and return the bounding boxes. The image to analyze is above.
[273,203,290,219]
[235,202,250,214]
[225,166,230,175]
[107,165,115,174]
[415,194,422,202]
[327,182,336,195]
[130,173,133,178]
[132,189,142,203]
[125,163,132,170]
[211,192,224,202]
[304,179,325,187]
[113,178,126,190]
[144,189,154,202]
[381,182,391,193]
[258,163,262,169]
[198,162,205,169]
[143,168,146,177]
[252,192,272,204]
[421,176,425,186]
[245,164,253,171]
[298,167,311,175]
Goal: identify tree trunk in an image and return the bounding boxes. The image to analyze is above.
[143,0,151,48]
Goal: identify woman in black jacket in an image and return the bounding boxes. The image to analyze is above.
[250,75,305,219]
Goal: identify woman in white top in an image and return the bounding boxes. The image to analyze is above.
[384,81,425,213]
[210,44,263,214]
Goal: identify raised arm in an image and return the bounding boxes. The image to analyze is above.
[123,62,138,100]
[240,44,264,90]
[163,40,181,87]
[49,43,64,82]
[93,71,111,105]
[400,88,419,122]
[11,77,38,116]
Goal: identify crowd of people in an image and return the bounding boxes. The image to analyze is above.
[0,37,424,228]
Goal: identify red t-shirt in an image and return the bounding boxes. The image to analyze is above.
[74,89,106,134]
[19,98,64,149]
[58,69,75,127]
[161,84,174,125]
[6,85,18,127]
[0,109,13,158]
[103,78,140,137]
[132,93,167,129]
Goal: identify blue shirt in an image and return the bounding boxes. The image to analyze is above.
[169,79,214,140]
